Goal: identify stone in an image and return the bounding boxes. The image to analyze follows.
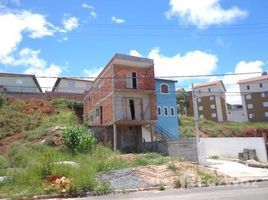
[53,161,79,168]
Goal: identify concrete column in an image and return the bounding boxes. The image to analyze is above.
[113,124,117,152]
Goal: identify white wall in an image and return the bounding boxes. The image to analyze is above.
[227,110,248,122]
[200,137,268,162]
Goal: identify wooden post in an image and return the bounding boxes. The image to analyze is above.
[150,124,153,142]
[113,124,117,152]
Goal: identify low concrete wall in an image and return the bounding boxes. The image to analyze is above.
[200,137,268,162]
[142,138,199,162]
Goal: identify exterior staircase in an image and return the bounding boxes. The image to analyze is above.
[143,123,178,142]
[154,123,177,141]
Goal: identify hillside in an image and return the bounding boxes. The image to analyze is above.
[179,115,268,138]
[0,97,81,153]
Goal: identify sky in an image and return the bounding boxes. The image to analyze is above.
[0,0,268,104]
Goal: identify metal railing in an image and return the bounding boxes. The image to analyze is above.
[154,123,177,141]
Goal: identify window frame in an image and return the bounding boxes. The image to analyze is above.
[163,106,169,116]
[170,107,175,116]
[157,106,162,116]
[160,83,170,94]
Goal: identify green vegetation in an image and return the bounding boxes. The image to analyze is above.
[133,153,169,166]
[0,98,172,198]
[179,115,268,137]
[62,125,96,154]
[197,169,221,186]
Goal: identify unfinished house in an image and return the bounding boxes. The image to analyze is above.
[84,54,157,152]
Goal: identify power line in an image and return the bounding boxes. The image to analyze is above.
[17,71,261,79]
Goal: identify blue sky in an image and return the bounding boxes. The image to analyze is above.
[0,0,267,103]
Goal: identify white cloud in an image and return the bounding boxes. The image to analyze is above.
[82,3,94,9]
[62,16,79,32]
[111,16,125,24]
[84,68,103,81]
[0,10,55,58]
[166,0,248,28]
[90,11,97,18]
[130,47,218,79]
[0,48,63,91]
[129,50,142,57]
[222,60,264,104]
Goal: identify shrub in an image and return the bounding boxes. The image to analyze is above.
[62,125,96,153]
[0,93,5,108]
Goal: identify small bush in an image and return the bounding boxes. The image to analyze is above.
[174,177,181,188]
[0,93,5,108]
[159,181,165,191]
[62,125,96,154]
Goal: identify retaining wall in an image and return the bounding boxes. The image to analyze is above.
[200,137,268,162]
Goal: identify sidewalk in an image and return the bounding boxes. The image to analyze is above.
[207,159,268,181]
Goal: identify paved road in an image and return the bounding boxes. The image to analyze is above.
[70,182,268,200]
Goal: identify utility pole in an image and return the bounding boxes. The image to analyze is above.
[192,83,200,142]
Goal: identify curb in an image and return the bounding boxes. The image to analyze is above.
[7,178,268,199]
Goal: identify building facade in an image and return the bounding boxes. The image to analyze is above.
[84,54,157,152]
[155,79,179,138]
[227,104,247,122]
[52,78,93,94]
[0,72,42,94]
[193,80,228,122]
[238,73,268,122]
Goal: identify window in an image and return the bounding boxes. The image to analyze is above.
[199,115,204,119]
[129,100,135,120]
[170,107,175,116]
[132,72,137,89]
[86,82,92,90]
[198,106,203,111]
[260,83,263,88]
[246,94,252,100]
[249,113,255,119]
[160,84,169,94]
[263,102,268,107]
[265,112,268,118]
[261,92,268,98]
[126,72,138,89]
[157,106,162,116]
[210,104,216,109]
[209,96,214,101]
[16,79,23,85]
[68,81,75,88]
[212,113,217,118]
[247,104,253,109]
[246,85,250,90]
[163,107,169,116]
[95,108,100,117]
[208,88,211,92]
[197,98,201,103]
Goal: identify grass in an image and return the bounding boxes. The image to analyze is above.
[179,115,268,138]
[0,97,172,198]
[133,153,169,166]
[197,168,221,186]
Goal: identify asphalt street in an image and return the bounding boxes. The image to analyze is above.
[69,181,268,200]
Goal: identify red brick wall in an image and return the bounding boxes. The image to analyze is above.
[83,65,114,125]
[113,64,155,90]
[46,92,85,101]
